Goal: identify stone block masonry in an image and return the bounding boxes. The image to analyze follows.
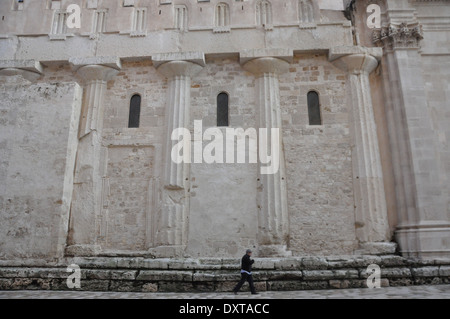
[0,0,449,279]
[0,256,449,292]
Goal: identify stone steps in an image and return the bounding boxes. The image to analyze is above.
[0,255,449,292]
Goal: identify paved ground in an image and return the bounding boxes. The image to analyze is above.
[1,285,449,299]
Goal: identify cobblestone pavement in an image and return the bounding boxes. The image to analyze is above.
[1,285,449,299]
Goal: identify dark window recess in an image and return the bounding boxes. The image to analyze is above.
[217,92,229,127]
[128,94,141,128]
[307,91,321,125]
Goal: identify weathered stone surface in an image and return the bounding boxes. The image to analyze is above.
[254,259,277,270]
[158,282,196,293]
[388,278,413,287]
[116,258,143,269]
[192,271,239,282]
[301,257,329,270]
[274,258,302,270]
[137,259,170,270]
[109,281,144,292]
[110,270,138,280]
[253,271,303,281]
[0,0,449,277]
[414,277,442,286]
[142,282,158,292]
[380,255,408,267]
[27,268,75,279]
[411,267,440,278]
[1,256,450,292]
[198,258,223,266]
[68,257,119,269]
[84,269,111,280]
[268,280,329,291]
[220,259,241,270]
[439,266,450,277]
[329,279,376,289]
[0,268,30,278]
[378,268,412,279]
[136,270,193,282]
[79,280,110,292]
[167,259,200,270]
[0,279,13,289]
[10,278,52,290]
[303,269,359,281]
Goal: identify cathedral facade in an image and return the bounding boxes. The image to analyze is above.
[0,0,449,265]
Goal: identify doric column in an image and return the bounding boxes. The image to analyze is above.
[66,58,120,257]
[151,53,204,257]
[242,52,291,257]
[330,47,391,250]
[373,20,450,259]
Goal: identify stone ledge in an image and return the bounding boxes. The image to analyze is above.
[0,255,449,292]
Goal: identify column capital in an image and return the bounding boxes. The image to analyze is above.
[156,60,204,79]
[240,48,293,64]
[331,54,379,75]
[0,59,43,82]
[75,64,120,83]
[69,56,122,71]
[372,22,423,51]
[242,57,290,77]
[152,51,206,68]
[70,56,121,83]
[329,46,382,75]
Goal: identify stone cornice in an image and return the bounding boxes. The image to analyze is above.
[152,52,206,68]
[0,59,43,82]
[69,57,122,72]
[242,57,290,76]
[329,46,382,62]
[240,48,294,64]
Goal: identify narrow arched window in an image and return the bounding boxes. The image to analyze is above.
[256,0,272,27]
[307,91,321,125]
[216,3,230,27]
[217,92,229,127]
[299,0,314,23]
[128,94,141,128]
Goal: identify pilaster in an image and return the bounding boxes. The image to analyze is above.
[65,58,121,257]
[242,51,292,257]
[330,46,392,251]
[151,53,205,257]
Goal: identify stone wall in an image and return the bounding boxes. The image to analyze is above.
[0,256,448,292]
[86,54,357,257]
[0,0,449,264]
[281,54,356,255]
[0,78,82,260]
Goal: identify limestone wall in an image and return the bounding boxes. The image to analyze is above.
[281,54,356,255]
[99,54,357,257]
[0,78,82,260]
[0,0,448,262]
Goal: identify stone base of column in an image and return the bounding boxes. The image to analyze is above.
[147,245,187,258]
[65,245,102,257]
[354,242,397,255]
[396,222,450,260]
[258,245,292,257]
